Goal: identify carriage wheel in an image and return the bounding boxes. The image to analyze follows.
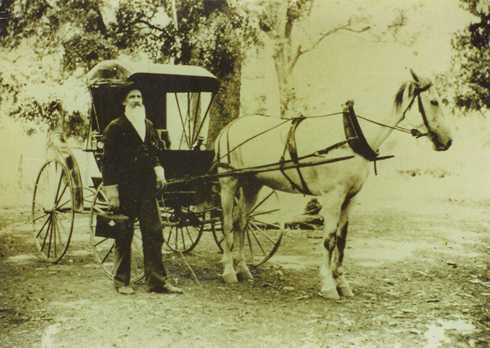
[161,205,210,254]
[31,159,75,263]
[89,185,145,283]
[212,189,284,267]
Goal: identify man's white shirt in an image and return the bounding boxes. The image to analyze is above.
[125,110,146,141]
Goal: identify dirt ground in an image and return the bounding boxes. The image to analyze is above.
[0,174,489,348]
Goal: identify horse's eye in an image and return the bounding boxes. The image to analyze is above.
[430,100,439,106]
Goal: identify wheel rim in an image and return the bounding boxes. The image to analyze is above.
[212,188,284,267]
[32,160,75,263]
[89,185,145,283]
[162,205,207,254]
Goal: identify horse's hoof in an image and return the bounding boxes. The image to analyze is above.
[236,264,254,282]
[223,272,238,284]
[319,288,340,300]
[237,271,254,282]
[337,285,354,298]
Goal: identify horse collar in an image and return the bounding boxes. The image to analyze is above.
[342,102,379,161]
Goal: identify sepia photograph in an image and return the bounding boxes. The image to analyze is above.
[0,0,489,347]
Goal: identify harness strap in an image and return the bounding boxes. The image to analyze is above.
[225,125,232,165]
[279,116,312,195]
[215,162,235,171]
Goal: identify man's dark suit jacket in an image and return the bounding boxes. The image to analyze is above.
[102,116,164,217]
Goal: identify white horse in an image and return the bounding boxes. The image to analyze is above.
[214,70,452,299]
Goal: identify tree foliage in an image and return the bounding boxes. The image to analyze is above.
[0,0,257,140]
[452,0,490,111]
[249,0,370,116]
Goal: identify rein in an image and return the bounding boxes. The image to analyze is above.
[213,80,434,181]
[355,85,433,140]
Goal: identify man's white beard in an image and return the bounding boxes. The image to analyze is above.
[125,104,146,121]
[125,104,147,141]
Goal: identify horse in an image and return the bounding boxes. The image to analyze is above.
[213,70,452,299]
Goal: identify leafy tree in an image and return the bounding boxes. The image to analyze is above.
[0,0,256,143]
[452,0,490,111]
[250,0,370,117]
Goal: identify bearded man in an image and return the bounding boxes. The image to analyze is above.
[102,88,183,295]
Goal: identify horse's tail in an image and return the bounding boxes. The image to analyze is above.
[214,118,239,166]
[212,120,236,172]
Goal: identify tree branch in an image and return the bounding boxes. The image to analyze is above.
[133,18,166,33]
[288,22,370,73]
[310,23,370,52]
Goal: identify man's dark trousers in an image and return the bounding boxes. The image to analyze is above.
[113,197,167,289]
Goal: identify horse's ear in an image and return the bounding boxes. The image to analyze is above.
[409,68,420,82]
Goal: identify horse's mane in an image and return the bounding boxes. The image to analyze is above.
[394,81,417,111]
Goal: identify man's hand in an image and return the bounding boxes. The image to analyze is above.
[103,185,120,211]
[154,166,166,192]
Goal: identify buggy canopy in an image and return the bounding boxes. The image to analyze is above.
[86,60,219,93]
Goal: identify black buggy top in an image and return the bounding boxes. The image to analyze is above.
[85,60,219,185]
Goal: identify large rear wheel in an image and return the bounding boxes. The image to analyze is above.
[213,188,284,267]
[31,159,75,263]
[89,185,145,283]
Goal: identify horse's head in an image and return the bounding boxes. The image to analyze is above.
[396,70,453,151]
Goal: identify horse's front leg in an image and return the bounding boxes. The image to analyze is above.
[334,193,359,297]
[335,220,354,298]
[318,193,344,300]
[220,178,239,284]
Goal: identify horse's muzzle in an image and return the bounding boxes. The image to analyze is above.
[435,138,452,151]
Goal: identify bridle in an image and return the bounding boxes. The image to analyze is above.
[356,79,438,141]
[401,80,438,140]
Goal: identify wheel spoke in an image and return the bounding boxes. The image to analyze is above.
[53,171,65,206]
[181,227,188,250]
[101,243,115,263]
[248,190,275,216]
[35,215,51,239]
[55,182,69,206]
[185,226,195,244]
[52,214,58,258]
[248,226,266,255]
[174,225,179,248]
[166,227,174,246]
[246,227,255,261]
[40,217,53,251]
[46,216,54,258]
[95,237,111,247]
[249,222,276,245]
[33,212,49,223]
[56,199,71,210]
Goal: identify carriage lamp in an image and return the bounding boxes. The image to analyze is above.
[90,133,104,151]
[192,136,205,150]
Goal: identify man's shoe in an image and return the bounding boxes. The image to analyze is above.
[115,285,135,295]
[148,282,184,294]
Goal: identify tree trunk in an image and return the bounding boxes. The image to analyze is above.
[272,41,295,117]
[207,57,242,148]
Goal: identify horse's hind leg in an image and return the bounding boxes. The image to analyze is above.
[219,177,239,284]
[235,182,261,281]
